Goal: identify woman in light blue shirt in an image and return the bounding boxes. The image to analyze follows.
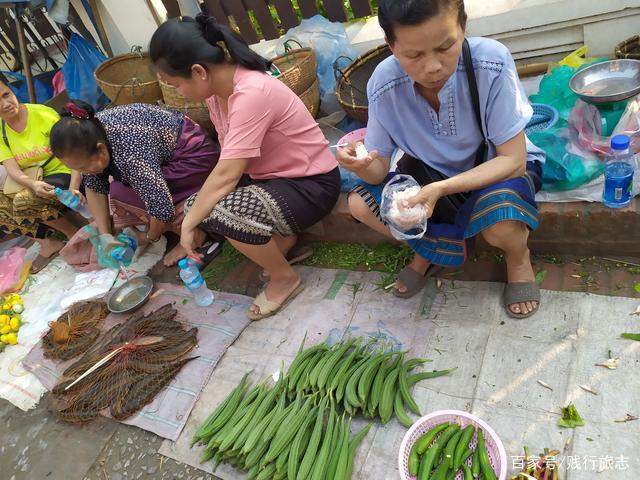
[338,0,545,319]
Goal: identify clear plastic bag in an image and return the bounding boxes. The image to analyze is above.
[280,15,357,109]
[569,97,640,156]
[531,128,604,191]
[381,175,428,240]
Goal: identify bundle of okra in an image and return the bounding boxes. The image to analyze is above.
[408,422,498,480]
[284,336,456,425]
[191,337,457,479]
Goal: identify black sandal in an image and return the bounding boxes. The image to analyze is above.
[195,238,224,270]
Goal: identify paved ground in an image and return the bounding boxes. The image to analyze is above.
[1,251,638,480]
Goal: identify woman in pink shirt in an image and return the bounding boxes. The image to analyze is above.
[150,14,340,320]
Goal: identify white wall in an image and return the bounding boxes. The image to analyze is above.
[469,0,640,59]
[91,0,640,62]
[92,0,160,55]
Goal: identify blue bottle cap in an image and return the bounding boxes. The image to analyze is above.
[54,187,62,195]
[178,258,189,269]
[611,134,630,151]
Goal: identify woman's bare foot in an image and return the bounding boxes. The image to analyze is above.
[130,228,150,249]
[163,244,188,266]
[394,254,430,294]
[505,247,538,316]
[37,237,65,258]
[163,228,206,266]
[249,271,301,316]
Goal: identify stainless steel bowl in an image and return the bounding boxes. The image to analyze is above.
[107,275,154,314]
[569,59,640,104]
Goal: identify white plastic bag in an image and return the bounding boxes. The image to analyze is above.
[279,15,357,113]
[381,175,428,240]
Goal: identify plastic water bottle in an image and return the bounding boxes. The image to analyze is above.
[54,187,92,219]
[110,233,137,267]
[603,134,635,208]
[178,258,214,307]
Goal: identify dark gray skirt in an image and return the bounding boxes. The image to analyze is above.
[185,167,340,245]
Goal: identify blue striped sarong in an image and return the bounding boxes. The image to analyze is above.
[351,162,541,267]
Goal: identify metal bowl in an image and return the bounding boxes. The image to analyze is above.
[107,275,154,314]
[569,59,640,104]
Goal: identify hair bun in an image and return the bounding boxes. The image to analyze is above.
[195,13,224,43]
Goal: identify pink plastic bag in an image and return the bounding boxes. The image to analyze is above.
[569,97,640,157]
[52,70,65,96]
[0,247,28,294]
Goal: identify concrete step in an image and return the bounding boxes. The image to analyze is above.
[303,194,640,256]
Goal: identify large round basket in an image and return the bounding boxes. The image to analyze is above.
[95,52,163,106]
[299,77,320,118]
[616,35,640,60]
[399,410,507,480]
[272,46,317,96]
[159,81,216,138]
[336,44,392,123]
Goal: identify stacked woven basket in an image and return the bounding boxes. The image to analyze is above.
[271,43,319,118]
[94,51,163,106]
[615,35,640,60]
[335,44,392,123]
[94,49,216,136]
[158,82,217,137]
[94,43,320,131]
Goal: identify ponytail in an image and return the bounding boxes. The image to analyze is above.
[149,13,271,78]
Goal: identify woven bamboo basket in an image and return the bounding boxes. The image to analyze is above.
[159,81,216,138]
[272,46,317,95]
[299,77,320,118]
[336,44,392,123]
[616,35,640,60]
[95,52,163,106]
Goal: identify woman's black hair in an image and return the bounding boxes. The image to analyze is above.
[378,0,467,44]
[50,99,108,158]
[149,13,271,77]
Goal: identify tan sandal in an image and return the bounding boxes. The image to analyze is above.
[248,282,306,321]
[259,245,313,281]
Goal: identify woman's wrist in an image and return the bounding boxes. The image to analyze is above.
[429,180,449,197]
[181,213,199,233]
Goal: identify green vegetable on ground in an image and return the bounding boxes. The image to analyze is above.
[406,424,499,480]
[190,335,457,478]
[558,402,586,428]
[621,332,640,341]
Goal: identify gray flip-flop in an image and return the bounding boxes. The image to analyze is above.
[393,264,444,299]
[504,282,541,319]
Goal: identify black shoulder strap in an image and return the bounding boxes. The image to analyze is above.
[462,39,488,167]
[1,120,9,151]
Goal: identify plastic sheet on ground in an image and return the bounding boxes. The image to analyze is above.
[159,268,640,479]
[0,239,166,411]
[159,266,444,479]
[23,283,252,441]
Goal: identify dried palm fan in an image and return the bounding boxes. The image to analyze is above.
[51,304,198,424]
[42,301,110,360]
